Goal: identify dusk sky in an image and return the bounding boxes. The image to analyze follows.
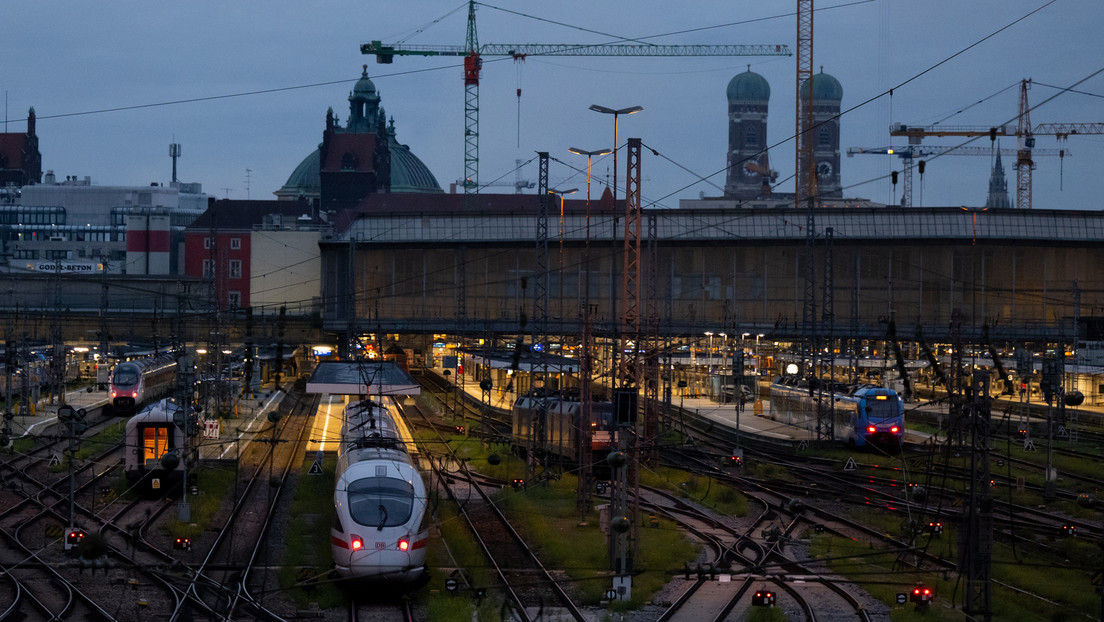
[6,0,1101,210]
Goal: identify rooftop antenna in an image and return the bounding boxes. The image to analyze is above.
[169,141,181,184]
[244,168,252,200]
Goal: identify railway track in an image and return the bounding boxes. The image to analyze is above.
[406,398,585,622]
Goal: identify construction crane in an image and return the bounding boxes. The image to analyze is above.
[847,144,1070,208]
[890,79,1103,209]
[362,0,791,200]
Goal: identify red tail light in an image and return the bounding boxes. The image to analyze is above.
[867,426,877,434]
[890,426,900,434]
[351,535,363,551]
[398,537,410,551]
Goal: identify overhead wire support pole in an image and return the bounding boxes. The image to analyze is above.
[528,151,550,486]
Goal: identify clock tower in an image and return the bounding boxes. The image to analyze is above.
[724,68,775,200]
[799,68,843,198]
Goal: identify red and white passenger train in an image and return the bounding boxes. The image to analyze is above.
[331,396,429,583]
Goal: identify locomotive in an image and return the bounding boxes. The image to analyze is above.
[109,353,178,415]
[331,396,429,583]
[768,375,905,447]
[511,391,617,461]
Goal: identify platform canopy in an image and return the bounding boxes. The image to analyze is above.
[305,361,421,396]
[463,349,581,373]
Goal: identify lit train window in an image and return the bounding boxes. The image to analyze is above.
[347,477,414,528]
[142,426,170,466]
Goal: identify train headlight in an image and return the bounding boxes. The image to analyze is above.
[398,537,410,551]
[131,391,138,398]
[351,535,363,551]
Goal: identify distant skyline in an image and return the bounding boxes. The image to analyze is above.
[6,0,1101,210]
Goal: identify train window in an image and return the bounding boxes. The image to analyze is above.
[114,367,140,385]
[347,477,414,528]
[142,426,171,465]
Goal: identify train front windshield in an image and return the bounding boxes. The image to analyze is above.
[347,477,414,528]
[866,396,900,421]
[114,366,140,386]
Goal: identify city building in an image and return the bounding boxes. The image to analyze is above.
[0,107,42,190]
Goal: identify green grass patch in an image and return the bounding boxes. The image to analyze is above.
[164,464,238,539]
[805,503,1102,621]
[277,455,345,609]
[639,465,749,517]
[492,473,701,610]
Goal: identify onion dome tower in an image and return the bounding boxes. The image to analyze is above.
[725,67,774,199]
[799,67,843,198]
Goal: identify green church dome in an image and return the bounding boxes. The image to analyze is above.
[727,68,770,101]
[800,69,843,102]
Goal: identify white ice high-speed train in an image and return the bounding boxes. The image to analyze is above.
[331,396,429,583]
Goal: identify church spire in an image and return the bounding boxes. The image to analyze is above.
[985,148,1013,209]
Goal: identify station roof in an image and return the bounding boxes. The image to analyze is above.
[305,360,421,396]
[464,349,582,373]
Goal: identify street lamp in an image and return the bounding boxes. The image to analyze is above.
[705,331,714,371]
[549,187,577,319]
[568,148,612,203]
[588,105,643,203]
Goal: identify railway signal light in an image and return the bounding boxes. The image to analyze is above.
[511,478,524,489]
[910,584,933,604]
[752,590,775,607]
[927,521,943,535]
[65,528,86,550]
[173,537,192,551]
[1062,525,1077,537]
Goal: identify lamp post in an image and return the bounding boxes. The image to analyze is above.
[588,105,643,202]
[705,331,714,377]
[568,148,612,203]
[756,333,764,375]
[548,187,578,321]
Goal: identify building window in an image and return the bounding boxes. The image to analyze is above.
[228,291,242,309]
[744,125,758,147]
[203,259,215,278]
[230,237,241,250]
[203,237,213,249]
[229,259,242,279]
[819,127,831,146]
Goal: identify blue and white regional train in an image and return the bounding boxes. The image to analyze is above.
[769,375,905,447]
[124,398,187,495]
[331,396,429,583]
[110,354,178,415]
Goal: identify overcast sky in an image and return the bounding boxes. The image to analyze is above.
[6,0,1101,210]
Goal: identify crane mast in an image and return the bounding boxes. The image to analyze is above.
[362,2,790,203]
[889,79,1102,208]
